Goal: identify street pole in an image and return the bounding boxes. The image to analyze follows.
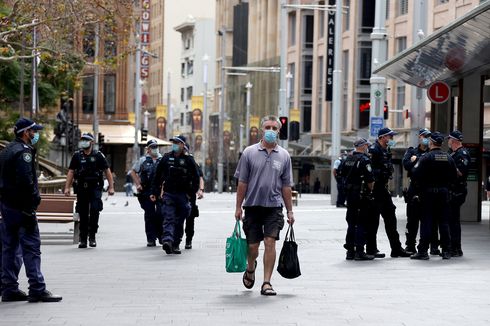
[144,110,150,130]
[202,54,209,168]
[245,82,252,149]
[369,0,387,139]
[279,0,289,150]
[20,31,25,117]
[133,26,142,164]
[167,71,171,139]
[239,124,244,153]
[218,28,226,194]
[31,20,38,118]
[330,0,343,205]
[93,23,100,151]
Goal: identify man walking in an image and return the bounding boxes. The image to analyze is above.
[64,133,114,248]
[366,128,411,258]
[234,115,295,296]
[0,118,62,302]
[410,132,457,260]
[447,130,471,257]
[131,139,163,247]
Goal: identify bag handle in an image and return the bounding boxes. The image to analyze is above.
[284,224,295,242]
[232,220,242,238]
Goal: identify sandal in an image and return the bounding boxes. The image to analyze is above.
[242,261,257,289]
[260,282,277,296]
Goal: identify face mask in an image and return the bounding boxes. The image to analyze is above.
[150,148,159,156]
[264,130,277,144]
[387,139,396,148]
[421,138,430,146]
[79,140,91,149]
[172,144,180,152]
[31,132,40,145]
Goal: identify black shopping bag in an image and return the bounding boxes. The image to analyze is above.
[277,224,301,279]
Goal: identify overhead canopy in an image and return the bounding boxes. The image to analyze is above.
[374,2,490,87]
[79,124,171,146]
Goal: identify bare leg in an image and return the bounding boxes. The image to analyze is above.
[263,237,276,288]
[248,242,259,269]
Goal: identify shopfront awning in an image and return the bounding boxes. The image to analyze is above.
[79,124,171,146]
[374,2,490,87]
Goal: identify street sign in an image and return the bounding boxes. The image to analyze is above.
[374,90,382,98]
[427,81,450,104]
[370,117,384,138]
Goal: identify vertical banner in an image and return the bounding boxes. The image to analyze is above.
[128,112,135,124]
[191,96,204,132]
[156,105,167,139]
[325,0,335,101]
[140,0,151,80]
[249,116,260,145]
[290,108,301,122]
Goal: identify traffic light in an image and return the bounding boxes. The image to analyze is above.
[141,129,148,142]
[383,101,389,120]
[98,133,105,145]
[289,121,300,141]
[279,116,288,140]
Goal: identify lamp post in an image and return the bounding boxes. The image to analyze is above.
[218,28,226,194]
[133,34,142,164]
[202,54,209,168]
[245,82,253,148]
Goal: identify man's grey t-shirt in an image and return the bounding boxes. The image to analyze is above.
[132,153,162,173]
[234,142,293,207]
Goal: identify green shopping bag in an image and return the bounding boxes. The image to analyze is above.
[225,220,249,273]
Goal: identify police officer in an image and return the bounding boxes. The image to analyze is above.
[341,138,375,261]
[332,153,347,207]
[150,135,200,255]
[131,139,163,247]
[447,130,471,257]
[0,118,62,302]
[402,128,435,254]
[183,142,204,250]
[64,133,114,248]
[366,127,411,258]
[410,132,457,260]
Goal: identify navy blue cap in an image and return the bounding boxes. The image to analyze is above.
[430,131,444,145]
[353,138,370,147]
[419,128,431,137]
[170,134,187,145]
[146,139,158,147]
[80,133,94,141]
[447,130,463,141]
[378,127,397,138]
[14,118,43,135]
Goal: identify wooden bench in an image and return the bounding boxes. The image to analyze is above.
[292,190,299,206]
[37,195,78,244]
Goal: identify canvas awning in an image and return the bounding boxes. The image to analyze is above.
[78,124,171,146]
[374,2,490,87]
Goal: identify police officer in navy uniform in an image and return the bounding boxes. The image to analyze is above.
[447,130,471,257]
[366,127,411,258]
[0,118,62,302]
[402,128,437,254]
[341,138,375,261]
[64,133,114,248]
[131,139,163,247]
[150,135,200,255]
[410,132,457,260]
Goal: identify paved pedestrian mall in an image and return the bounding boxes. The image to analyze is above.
[1,193,490,325]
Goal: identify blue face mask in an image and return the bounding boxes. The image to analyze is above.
[421,138,430,146]
[172,144,180,152]
[264,130,277,144]
[387,139,396,148]
[31,132,40,145]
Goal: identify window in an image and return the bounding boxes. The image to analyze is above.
[386,0,390,19]
[288,63,295,108]
[302,100,312,132]
[82,75,95,114]
[316,57,324,132]
[397,0,408,16]
[358,43,372,86]
[186,86,193,100]
[319,7,325,38]
[181,88,185,102]
[83,27,95,59]
[342,50,349,130]
[187,60,194,75]
[396,82,406,128]
[360,0,375,33]
[103,74,116,114]
[343,0,350,31]
[289,12,296,46]
[396,36,407,53]
[358,93,370,128]
[303,15,314,49]
[104,23,117,58]
[302,55,313,95]
[181,62,186,77]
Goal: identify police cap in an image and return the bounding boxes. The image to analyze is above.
[378,127,397,138]
[430,131,444,145]
[418,128,431,137]
[170,134,187,145]
[353,138,370,148]
[14,118,43,135]
[447,130,463,141]
[80,133,95,141]
[146,139,158,148]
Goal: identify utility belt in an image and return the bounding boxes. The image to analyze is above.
[75,178,101,190]
[424,187,448,193]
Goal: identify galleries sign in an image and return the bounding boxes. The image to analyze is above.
[141,0,151,79]
[325,0,335,101]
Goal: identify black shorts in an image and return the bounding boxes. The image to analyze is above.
[243,206,285,244]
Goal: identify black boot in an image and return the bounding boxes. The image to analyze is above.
[345,250,355,260]
[78,236,87,248]
[410,252,429,260]
[391,248,412,258]
[354,252,375,260]
[185,239,192,250]
[89,236,96,248]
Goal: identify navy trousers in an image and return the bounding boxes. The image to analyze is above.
[138,193,163,243]
[160,193,191,247]
[76,189,103,240]
[0,202,45,296]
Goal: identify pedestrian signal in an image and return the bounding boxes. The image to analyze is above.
[141,129,148,142]
[279,116,288,140]
[289,121,300,141]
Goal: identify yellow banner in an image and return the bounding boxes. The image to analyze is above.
[191,96,204,110]
[224,120,232,132]
[156,105,167,119]
[128,112,135,124]
[290,108,300,122]
[250,116,260,128]
[191,97,203,132]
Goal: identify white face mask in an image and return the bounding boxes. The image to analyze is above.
[79,140,91,149]
[150,148,159,156]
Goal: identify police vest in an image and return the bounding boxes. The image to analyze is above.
[162,154,194,193]
[139,156,161,190]
[74,150,103,188]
